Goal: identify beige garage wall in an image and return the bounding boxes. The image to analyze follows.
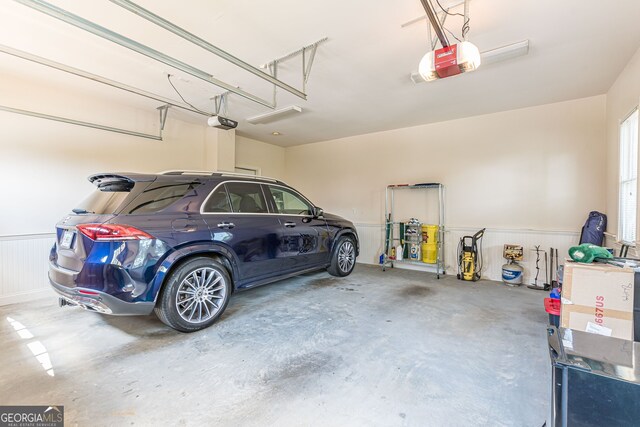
[235,135,286,180]
[286,96,607,230]
[0,73,218,304]
[284,96,606,278]
[0,69,618,298]
[605,46,640,247]
[0,73,214,235]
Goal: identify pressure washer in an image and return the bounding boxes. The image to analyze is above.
[457,228,485,281]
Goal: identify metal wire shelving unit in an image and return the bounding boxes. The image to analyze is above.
[382,183,446,278]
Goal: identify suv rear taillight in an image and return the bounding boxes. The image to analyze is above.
[77,224,153,241]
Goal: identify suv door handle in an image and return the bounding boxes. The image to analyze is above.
[217,222,235,229]
[284,221,296,228]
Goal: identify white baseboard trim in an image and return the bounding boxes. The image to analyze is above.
[353,223,579,282]
[0,288,55,307]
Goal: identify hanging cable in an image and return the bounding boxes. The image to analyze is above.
[167,74,213,115]
[434,0,464,18]
[444,26,462,43]
[434,0,470,41]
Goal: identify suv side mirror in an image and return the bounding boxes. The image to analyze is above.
[313,207,324,218]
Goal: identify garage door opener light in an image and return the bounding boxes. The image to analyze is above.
[247,105,303,125]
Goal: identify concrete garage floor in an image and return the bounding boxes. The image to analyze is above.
[0,265,550,426]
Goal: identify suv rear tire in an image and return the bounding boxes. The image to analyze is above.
[154,257,232,332]
[328,236,356,277]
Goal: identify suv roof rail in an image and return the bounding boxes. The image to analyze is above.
[159,170,212,176]
[158,170,286,185]
[213,171,280,182]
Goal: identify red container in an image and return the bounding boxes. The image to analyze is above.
[545,298,561,327]
[544,298,561,315]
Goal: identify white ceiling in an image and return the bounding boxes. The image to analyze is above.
[1,0,639,146]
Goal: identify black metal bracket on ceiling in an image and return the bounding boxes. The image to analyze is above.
[0,104,170,141]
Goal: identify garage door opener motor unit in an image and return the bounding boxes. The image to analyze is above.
[457,228,485,281]
[417,0,481,82]
[419,42,481,82]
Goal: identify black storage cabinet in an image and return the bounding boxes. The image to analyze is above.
[548,327,640,426]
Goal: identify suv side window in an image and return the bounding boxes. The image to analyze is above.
[267,186,313,215]
[202,185,232,213]
[225,182,268,213]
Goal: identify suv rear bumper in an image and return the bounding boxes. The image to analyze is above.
[49,265,154,316]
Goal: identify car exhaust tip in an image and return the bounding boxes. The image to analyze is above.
[58,297,78,308]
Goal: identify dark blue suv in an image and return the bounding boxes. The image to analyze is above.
[49,171,359,332]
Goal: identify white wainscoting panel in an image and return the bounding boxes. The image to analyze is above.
[445,227,580,283]
[0,226,581,305]
[354,223,386,265]
[354,223,580,283]
[0,234,56,305]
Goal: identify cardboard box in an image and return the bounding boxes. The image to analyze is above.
[561,262,635,340]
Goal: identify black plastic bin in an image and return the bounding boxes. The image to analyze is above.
[547,327,640,426]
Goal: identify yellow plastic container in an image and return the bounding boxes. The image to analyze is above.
[421,224,438,244]
[422,242,438,264]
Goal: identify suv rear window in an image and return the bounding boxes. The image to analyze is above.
[76,190,130,215]
[75,181,201,215]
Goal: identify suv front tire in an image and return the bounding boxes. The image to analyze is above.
[328,236,356,277]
